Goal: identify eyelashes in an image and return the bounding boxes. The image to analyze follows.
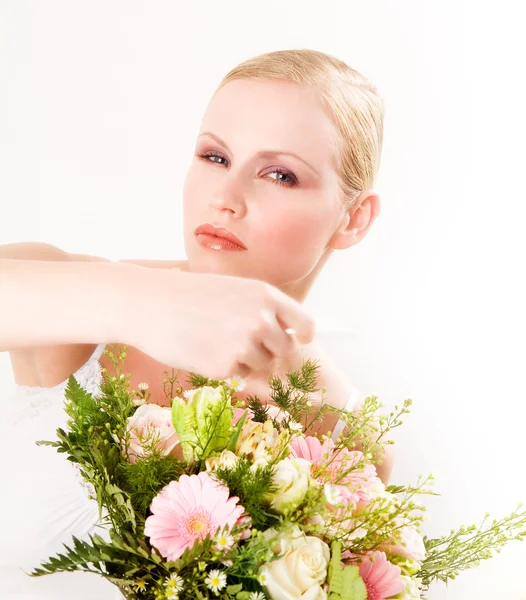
[197,151,298,187]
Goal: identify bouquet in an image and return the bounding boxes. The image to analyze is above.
[32,345,526,599]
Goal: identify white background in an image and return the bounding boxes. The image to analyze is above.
[1,1,525,598]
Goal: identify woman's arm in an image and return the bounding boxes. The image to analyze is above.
[0,257,146,352]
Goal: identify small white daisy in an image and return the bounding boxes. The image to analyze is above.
[165,588,179,599]
[249,592,267,600]
[224,375,246,392]
[183,388,197,400]
[288,419,303,432]
[133,396,146,406]
[205,569,227,593]
[138,382,150,391]
[165,572,184,592]
[258,573,267,585]
[215,532,235,551]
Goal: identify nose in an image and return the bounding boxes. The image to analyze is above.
[208,171,247,217]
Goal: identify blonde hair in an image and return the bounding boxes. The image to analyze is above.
[216,49,384,210]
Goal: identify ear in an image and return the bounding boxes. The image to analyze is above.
[328,190,381,250]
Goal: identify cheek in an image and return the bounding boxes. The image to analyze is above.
[264,211,328,257]
[182,168,201,216]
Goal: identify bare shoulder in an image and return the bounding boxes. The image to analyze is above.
[117,257,189,271]
[69,252,190,271]
[66,247,189,271]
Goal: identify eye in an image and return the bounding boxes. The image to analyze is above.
[265,168,297,187]
[197,151,298,187]
[198,151,228,166]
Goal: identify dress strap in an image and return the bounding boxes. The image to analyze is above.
[331,387,362,442]
[90,343,107,362]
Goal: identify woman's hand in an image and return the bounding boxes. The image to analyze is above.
[122,266,316,381]
[233,338,350,420]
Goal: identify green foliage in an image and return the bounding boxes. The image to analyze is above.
[37,366,139,531]
[33,344,526,598]
[244,395,270,424]
[215,457,280,531]
[30,530,165,579]
[220,536,272,597]
[418,504,526,590]
[187,372,211,388]
[327,541,367,600]
[245,358,323,430]
[117,454,187,518]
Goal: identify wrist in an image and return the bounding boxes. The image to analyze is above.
[107,262,164,346]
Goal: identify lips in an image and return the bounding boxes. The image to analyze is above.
[195,224,246,249]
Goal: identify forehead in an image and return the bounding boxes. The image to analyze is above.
[200,79,338,169]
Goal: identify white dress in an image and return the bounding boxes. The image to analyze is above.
[0,332,362,599]
[0,343,118,599]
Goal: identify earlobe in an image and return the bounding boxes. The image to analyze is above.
[328,191,380,250]
[328,225,360,251]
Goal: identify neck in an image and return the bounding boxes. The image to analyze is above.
[279,248,333,303]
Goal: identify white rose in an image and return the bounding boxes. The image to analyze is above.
[394,575,422,599]
[262,525,305,556]
[270,458,311,515]
[259,530,330,600]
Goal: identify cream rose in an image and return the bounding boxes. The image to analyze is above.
[235,418,281,466]
[269,458,312,515]
[259,527,330,600]
[124,404,180,464]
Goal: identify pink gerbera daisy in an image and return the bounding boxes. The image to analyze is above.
[290,436,378,508]
[351,551,406,599]
[144,472,244,561]
[290,435,335,464]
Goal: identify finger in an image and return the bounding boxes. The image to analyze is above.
[234,362,251,379]
[274,298,315,345]
[265,315,299,360]
[262,288,315,344]
[259,308,297,359]
[239,339,275,374]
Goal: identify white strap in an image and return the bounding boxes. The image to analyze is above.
[331,387,361,442]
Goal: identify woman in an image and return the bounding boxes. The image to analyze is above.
[0,49,388,598]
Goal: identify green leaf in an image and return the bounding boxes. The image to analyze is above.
[327,541,367,600]
[328,541,343,596]
[171,396,198,462]
[341,565,367,600]
[226,410,248,452]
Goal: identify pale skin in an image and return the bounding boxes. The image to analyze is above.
[107,78,392,482]
[6,78,393,483]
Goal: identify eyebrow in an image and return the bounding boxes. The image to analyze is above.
[199,131,320,177]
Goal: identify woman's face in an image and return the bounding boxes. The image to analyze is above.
[182,78,347,294]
